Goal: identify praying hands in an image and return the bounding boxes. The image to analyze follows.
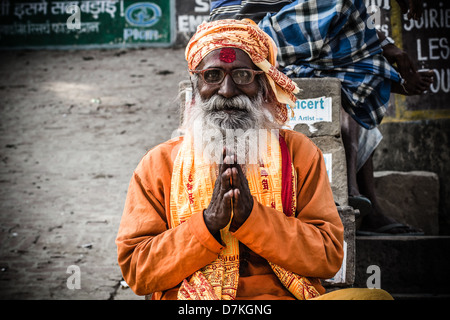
[203,150,254,236]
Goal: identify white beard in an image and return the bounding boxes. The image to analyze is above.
[182,89,281,167]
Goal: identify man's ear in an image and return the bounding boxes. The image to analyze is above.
[258,74,276,104]
[190,73,199,91]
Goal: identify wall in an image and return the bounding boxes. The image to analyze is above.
[175,0,209,45]
[371,0,450,234]
[0,0,176,48]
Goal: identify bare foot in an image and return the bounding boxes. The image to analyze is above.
[358,203,423,235]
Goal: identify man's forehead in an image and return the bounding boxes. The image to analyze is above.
[197,48,256,69]
[219,48,236,63]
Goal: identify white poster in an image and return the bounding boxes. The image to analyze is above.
[323,153,332,183]
[325,240,347,284]
[289,96,332,128]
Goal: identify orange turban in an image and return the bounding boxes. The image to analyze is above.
[185,19,299,124]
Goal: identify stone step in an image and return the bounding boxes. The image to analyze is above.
[374,170,440,235]
[354,236,450,297]
[373,119,450,236]
[311,136,348,206]
[390,293,450,300]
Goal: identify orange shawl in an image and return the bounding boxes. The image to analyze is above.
[169,132,320,300]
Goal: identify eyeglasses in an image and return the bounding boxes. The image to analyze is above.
[189,68,264,85]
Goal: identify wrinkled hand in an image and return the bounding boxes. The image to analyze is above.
[203,154,234,235]
[203,150,253,235]
[382,44,434,95]
[382,43,416,77]
[229,160,253,231]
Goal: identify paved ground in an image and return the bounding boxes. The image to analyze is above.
[0,47,187,299]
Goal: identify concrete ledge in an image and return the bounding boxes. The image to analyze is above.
[311,135,348,206]
[391,293,450,300]
[374,170,440,235]
[374,120,450,235]
[324,206,356,288]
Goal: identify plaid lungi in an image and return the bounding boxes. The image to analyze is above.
[208,0,402,129]
[258,0,401,129]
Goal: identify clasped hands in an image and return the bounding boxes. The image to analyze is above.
[203,149,253,236]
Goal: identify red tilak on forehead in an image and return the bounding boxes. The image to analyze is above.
[219,48,236,63]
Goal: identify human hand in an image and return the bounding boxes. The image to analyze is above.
[382,43,416,77]
[382,44,434,95]
[203,148,254,235]
[229,162,253,231]
[203,152,234,235]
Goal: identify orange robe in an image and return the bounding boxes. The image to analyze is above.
[116,129,344,299]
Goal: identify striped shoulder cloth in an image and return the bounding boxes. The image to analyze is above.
[210,0,293,23]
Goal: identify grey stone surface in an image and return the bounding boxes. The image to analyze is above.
[0,48,189,300]
[374,120,450,234]
[292,78,341,137]
[178,79,191,126]
[324,206,356,288]
[374,171,440,235]
[311,136,348,207]
[291,78,347,206]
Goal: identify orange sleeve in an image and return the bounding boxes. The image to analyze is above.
[231,130,344,279]
[115,138,224,296]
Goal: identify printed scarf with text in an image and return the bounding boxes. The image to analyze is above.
[169,132,320,300]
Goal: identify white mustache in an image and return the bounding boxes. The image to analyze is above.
[201,95,253,113]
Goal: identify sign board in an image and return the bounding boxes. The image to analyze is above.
[175,0,210,43]
[289,96,333,127]
[368,0,449,119]
[400,0,449,112]
[0,0,175,49]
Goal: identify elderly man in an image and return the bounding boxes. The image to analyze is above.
[116,19,392,300]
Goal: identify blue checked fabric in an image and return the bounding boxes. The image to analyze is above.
[209,0,401,129]
[210,0,293,23]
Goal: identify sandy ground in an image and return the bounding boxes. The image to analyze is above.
[0,47,188,299]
